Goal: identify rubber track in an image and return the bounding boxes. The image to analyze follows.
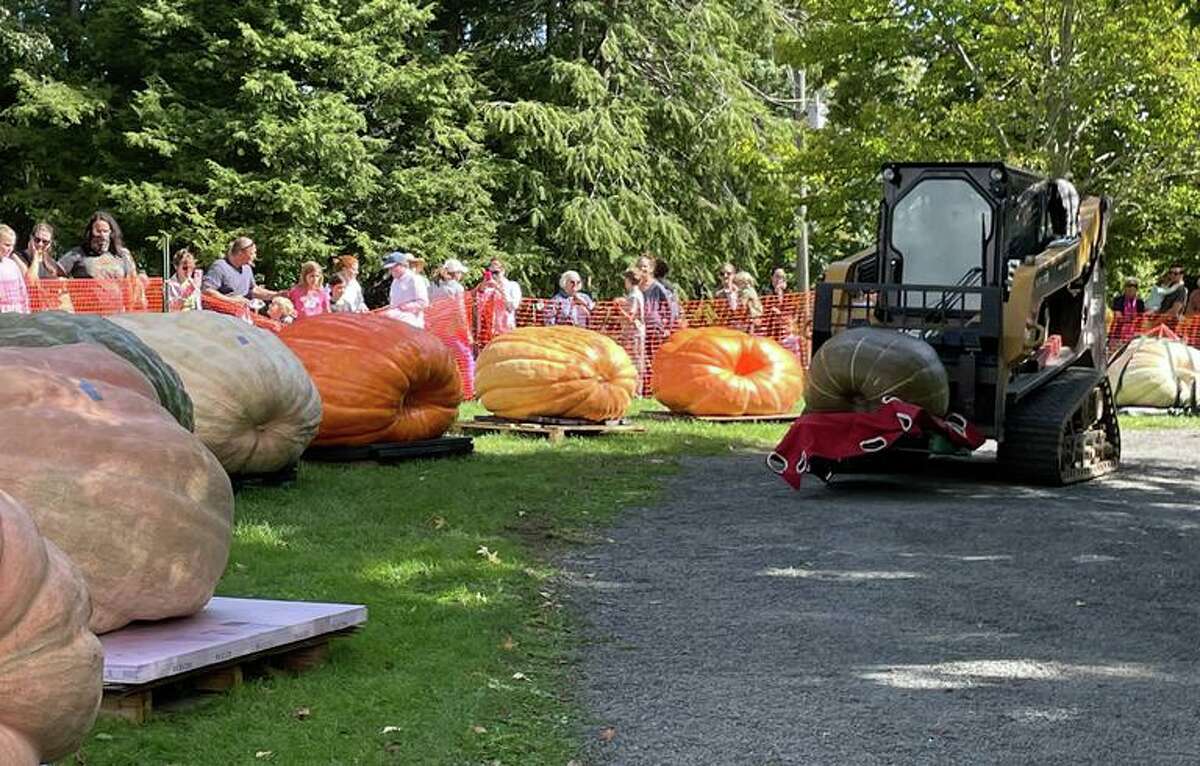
[997,367,1121,485]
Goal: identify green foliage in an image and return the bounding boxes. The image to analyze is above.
[780,0,1200,285]
[2,1,1198,294]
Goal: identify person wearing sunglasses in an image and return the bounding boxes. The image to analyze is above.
[1156,264,1189,317]
[714,262,739,311]
[545,270,594,326]
[19,223,66,279]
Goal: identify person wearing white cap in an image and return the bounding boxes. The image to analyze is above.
[384,250,429,328]
[431,258,468,301]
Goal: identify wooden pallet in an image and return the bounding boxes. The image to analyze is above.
[456,415,645,443]
[231,462,299,491]
[100,597,367,724]
[303,435,474,464]
[639,410,802,424]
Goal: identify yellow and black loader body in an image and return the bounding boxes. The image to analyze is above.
[812,162,1120,484]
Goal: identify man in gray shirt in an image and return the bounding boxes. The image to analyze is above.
[59,212,138,279]
[202,237,279,306]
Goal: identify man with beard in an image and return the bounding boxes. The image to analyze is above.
[58,212,138,279]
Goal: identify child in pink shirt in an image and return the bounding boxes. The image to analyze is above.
[286,261,331,320]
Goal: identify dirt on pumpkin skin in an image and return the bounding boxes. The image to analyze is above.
[566,429,1200,765]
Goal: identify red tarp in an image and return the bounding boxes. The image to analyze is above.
[768,397,986,488]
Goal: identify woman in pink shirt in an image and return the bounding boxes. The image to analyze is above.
[0,224,30,314]
[286,261,331,320]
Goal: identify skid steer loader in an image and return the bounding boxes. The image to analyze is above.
[811,162,1120,485]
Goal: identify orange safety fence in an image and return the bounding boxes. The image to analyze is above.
[21,278,1200,401]
[508,291,815,394]
[200,294,285,333]
[21,277,165,314]
[1107,313,1200,357]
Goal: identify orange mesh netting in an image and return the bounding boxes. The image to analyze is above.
[30,279,1199,402]
[26,277,164,314]
[1108,313,1200,358]
[510,291,814,395]
[200,294,285,333]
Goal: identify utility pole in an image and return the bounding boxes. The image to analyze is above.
[790,67,810,292]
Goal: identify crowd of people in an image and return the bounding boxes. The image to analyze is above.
[0,211,807,376]
[1111,264,1200,342]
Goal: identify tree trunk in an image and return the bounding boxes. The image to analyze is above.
[1047,0,1077,178]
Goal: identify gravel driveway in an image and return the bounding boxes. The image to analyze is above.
[567,429,1200,765]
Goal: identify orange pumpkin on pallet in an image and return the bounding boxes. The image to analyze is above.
[652,327,805,416]
[280,314,462,445]
[0,492,103,766]
[475,326,637,421]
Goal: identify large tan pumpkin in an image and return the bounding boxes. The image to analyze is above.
[280,313,462,445]
[475,326,637,421]
[806,327,950,415]
[1107,332,1200,409]
[652,327,805,416]
[0,367,234,634]
[0,492,103,766]
[0,343,158,402]
[111,312,323,474]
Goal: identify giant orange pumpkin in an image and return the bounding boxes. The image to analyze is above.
[280,313,462,445]
[652,327,805,416]
[0,367,234,634]
[0,492,103,766]
[475,326,637,421]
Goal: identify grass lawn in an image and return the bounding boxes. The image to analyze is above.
[72,404,1197,765]
[75,401,789,766]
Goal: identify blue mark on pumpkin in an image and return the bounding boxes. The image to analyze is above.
[237,335,250,346]
[78,380,103,401]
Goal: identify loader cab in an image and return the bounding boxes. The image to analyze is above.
[877,162,1072,299]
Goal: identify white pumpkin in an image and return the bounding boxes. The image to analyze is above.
[0,491,103,765]
[111,312,323,474]
[1108,334,1200,409]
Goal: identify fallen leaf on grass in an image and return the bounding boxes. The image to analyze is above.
[429,515,447,530]
[511,672,527,681]
[381,726,402,734]
[254,751,274,760]
[477,545,501,564]
[292,707,311,720]
[599,726,617,742]
[499,635,516,651]
[470,724,487,734]
[93,733,114,742]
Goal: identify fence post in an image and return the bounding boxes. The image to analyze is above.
[160,233,170,312]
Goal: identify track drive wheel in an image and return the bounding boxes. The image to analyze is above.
[997,368,1121,485]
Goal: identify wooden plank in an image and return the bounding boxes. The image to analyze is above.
[456,419,645,441]
[101,597,367,687]
[192,665,243,692]
[100,691,152,724]
[275,641,331,673]
[475,414,630,427]
[639,410,802,424]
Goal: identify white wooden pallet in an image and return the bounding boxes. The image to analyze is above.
[99,597,367,722]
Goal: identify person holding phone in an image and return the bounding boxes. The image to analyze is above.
[487,258,522,329]
[545,270,594,326]
[167,248,203,311]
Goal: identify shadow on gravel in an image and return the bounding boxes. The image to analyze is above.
[573,431,1200,764]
